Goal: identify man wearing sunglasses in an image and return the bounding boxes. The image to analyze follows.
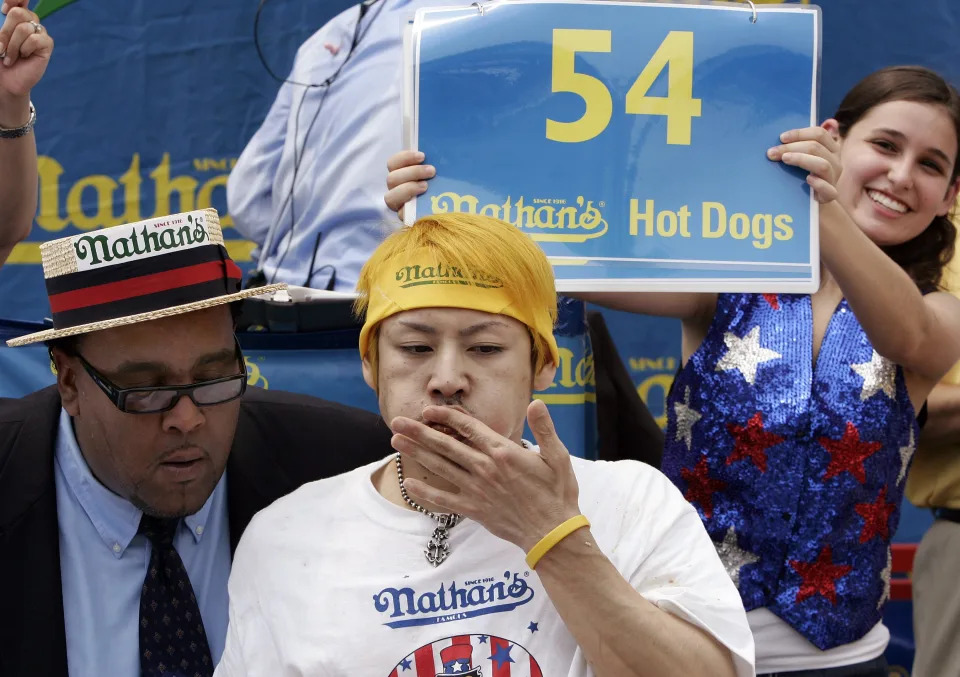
[72,335,249,416]
[0,209,391,677]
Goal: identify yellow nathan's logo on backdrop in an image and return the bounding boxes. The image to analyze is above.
[10,153,255,265]
[37,154,231,233]
[430,193,608,243]
[537,345,596,405]
[245,356,269,389]
[630,355,678,429]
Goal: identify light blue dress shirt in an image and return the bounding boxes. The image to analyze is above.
[227,0,462,291]
[54,409,231,676]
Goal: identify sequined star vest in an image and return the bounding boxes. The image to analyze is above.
[662,293,916,650]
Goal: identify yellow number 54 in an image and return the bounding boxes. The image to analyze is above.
[546,29,702,145]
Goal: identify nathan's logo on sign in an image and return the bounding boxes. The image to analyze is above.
[372,570,534,629]
[431,192,608,243]
[395,263,502,289]
[71,212,209,272]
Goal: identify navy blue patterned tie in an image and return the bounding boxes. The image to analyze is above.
[138,515,213,677]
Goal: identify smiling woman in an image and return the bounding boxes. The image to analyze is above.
[830,66,960,292]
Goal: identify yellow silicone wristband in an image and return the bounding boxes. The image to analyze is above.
[525,515,591,569]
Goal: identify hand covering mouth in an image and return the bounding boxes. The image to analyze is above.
[427,421,468,443]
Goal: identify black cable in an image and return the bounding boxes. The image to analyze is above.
[303,231,338,289]
[253,0,331,87]
[251,0,387,287]
[270,82,325,284]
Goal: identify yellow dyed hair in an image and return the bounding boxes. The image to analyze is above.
[355,212,558,386]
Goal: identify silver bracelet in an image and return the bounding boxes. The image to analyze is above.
[0,101,35,139]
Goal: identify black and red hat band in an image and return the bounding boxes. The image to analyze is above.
[45,244,242,329]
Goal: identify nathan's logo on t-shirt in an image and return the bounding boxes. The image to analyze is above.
[394,263,503,289]
[372,571,534,629]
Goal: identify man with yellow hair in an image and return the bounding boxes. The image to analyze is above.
[215,213,754,677]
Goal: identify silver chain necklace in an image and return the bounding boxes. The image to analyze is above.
[395,452,462,567]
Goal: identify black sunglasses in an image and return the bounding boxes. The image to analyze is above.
[73,338,248,414]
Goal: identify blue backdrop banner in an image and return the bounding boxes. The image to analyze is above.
[1,2,958,672]
[410,1,820,292]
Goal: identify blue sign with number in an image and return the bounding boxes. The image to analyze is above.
[409,1,821,292]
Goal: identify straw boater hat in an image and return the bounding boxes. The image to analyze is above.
[6,208,285,347]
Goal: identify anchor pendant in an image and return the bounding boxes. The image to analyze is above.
[425,514,460,567]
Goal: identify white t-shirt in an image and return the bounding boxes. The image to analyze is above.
[215,455,755,677]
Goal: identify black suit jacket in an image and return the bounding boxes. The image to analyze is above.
[0,385,391,677]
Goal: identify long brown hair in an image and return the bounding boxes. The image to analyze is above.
[833,66,960,291]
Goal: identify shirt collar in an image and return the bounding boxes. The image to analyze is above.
[54,408,223,558]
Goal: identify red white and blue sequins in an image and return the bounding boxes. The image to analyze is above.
[663,293,916,650]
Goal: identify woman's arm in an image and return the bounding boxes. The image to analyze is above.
[819,198,960,380]
[574,290,716,320]
[771,125,960,381]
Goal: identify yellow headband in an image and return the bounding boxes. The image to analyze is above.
[358,253,559,366]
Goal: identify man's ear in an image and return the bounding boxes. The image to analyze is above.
[533,360,557,392]
[361,354,377,392]
[52,350,81,416]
